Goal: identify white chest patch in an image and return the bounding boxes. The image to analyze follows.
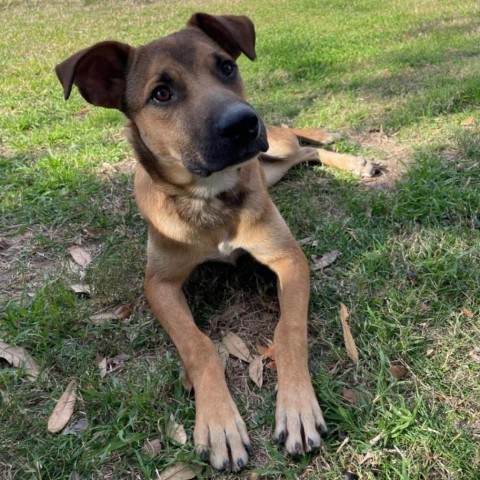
[208,239,244,264]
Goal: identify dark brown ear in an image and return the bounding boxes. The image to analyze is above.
[187,13,256,60]
[55,41,132,110]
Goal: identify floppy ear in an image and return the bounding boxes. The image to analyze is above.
[55,41,132,110]
[187,13,256,60]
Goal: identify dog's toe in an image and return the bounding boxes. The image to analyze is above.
[353,158,381,177]
[275,384,326,457]
[194,399,250,472]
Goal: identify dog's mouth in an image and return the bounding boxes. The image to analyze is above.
[184,144,267,177]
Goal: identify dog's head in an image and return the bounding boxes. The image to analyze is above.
[55,13,269,184]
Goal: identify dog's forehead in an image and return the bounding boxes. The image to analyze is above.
[137,29,226,69]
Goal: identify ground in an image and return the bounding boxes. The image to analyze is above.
[1,1,479,479]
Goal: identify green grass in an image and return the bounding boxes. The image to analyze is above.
[1,0,480,479]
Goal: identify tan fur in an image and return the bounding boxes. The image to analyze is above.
[55,13,377,472]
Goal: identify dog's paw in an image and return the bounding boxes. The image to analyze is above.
[274,384,327,456]
[194,394,250,472]
[352,157,381,177]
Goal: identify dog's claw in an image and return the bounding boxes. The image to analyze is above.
[196,447,209,462]
[275,383,325,457]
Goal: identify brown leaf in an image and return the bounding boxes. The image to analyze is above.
[167,414,187,445]
[142,438,162,458]
[461,307,474,319]
[90,312,118,324]
[90,304,133,324]
[339,303,359,364]
[0,341,40,379]
[221,332,253,363]
[47,380,77,433]
[68,246,92,268]
[114,303,133,319]
[342,388,358,405]
[156,463,197,480]
[257,342,275,360]
[388,365,407,379]
[461,116,475,126]
[96,356,107,379]
[214,341,229,370]
[70,284,91,295]
[248,356,264,388]
[312,249,339,271]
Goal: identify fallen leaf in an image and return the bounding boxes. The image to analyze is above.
[142,438,162,458]
[248,356,264,388]
[90,303,134,324]
[70,284,91,295]
[96,357,107,378]
[461,116,475,126]
[339,303,359,364]
[47,380,77,433]
[426,348,434,357]
[90,312,118,324]
[388,365,407,380]
[298,236,313,245]
[114,303,133,319]
[221,332,253,363]
[110,353,130,364]
[62,417,88,436]
[156,463,197,480]
[214,341,229,370]
[311,249,339,271]
[68,246,92,268]
[265,360,277,370]
[342,388,358,405]
[461,307,474,319]
[167,414,187,445]
[257,342,275,360]
[0,341,40,379]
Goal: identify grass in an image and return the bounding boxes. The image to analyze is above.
[1,0,480,478]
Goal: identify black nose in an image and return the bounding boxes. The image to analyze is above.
[216,103,259,141]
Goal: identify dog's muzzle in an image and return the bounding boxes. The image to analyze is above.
[185,102,269,177]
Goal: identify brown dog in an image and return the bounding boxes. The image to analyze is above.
[56,13,375,472]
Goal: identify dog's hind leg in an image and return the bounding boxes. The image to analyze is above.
[261,125,378,186]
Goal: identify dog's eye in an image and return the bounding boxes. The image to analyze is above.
[151,86,173,104]
[220,61,237,79]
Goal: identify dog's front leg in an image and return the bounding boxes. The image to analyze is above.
[268,249,327,455]
[145,270,250,471]
[239,208,327,456]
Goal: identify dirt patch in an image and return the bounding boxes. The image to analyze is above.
[353,130,412,190]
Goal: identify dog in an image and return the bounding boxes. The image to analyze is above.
[55,13,376,472]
